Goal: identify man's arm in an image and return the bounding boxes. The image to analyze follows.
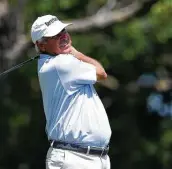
[70,47,107,81]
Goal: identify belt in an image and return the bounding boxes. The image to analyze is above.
[50,140,109,157]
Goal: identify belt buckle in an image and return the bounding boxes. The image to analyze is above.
[100,145,109,157]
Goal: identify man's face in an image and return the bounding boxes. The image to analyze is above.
[37,29,72,55]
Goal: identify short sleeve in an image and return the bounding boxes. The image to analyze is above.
[54,54,97,91]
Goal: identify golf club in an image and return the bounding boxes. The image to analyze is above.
[0,55,39,78]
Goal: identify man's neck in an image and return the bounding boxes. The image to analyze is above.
[40,52,57,56]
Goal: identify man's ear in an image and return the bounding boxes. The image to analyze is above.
[36,41,45,52]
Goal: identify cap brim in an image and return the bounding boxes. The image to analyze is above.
[44,22,72,37]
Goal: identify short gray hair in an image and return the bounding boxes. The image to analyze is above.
[35,44,40,53]
[35,38,47,53]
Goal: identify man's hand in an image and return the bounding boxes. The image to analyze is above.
[70,46,107,81]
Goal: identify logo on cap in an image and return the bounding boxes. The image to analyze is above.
[45,17,58,26]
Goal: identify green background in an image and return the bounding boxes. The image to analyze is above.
[0,0,172,168]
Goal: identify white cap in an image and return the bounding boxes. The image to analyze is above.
[31,15,72,44]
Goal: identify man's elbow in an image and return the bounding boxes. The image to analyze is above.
[97,71,107,81]
[103,72,108,79]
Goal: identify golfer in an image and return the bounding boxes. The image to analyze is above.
[31,14,112,169]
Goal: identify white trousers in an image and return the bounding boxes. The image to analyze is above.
[46,147,111,169]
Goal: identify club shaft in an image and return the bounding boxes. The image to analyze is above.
[0,56,39,77]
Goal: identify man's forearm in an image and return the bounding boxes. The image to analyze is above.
[72,49,107,80]
[76,52,105,71]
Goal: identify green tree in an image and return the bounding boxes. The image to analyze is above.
[0,0,172,169]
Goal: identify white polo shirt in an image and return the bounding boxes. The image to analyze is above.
[38,54,111,147]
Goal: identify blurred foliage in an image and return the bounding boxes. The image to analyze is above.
[0,0,172,169]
